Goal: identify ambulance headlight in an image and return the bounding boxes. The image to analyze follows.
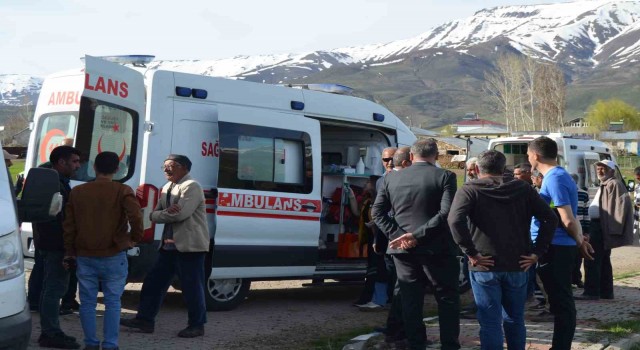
[0,229,23,281]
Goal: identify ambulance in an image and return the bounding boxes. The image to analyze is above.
[21,55,417,310]
[488,133,624,197]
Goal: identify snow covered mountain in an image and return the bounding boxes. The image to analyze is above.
[4,0,640,122]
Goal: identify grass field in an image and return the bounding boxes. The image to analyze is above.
[9,159,25,180]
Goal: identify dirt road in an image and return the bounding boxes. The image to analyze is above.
[25,246,640,349]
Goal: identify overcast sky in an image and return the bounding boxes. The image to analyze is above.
[2,0,570,76]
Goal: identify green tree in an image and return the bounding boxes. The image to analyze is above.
[585,99,640,132]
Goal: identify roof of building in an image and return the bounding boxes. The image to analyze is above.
[455,119,505,127]
[435,137,490,157]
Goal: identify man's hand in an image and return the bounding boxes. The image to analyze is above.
[580,240,595,260]
[167,204,181,214]
[389,233,417,250]
[519,254,538,272]
[468,254,494,271]
[62,256,76,270]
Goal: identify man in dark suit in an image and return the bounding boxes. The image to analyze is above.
[372,139,460,350]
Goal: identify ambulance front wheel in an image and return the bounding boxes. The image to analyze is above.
[204,278,251,311]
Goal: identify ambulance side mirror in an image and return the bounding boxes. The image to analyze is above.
[628,179,636,192]
[17,168,63,222]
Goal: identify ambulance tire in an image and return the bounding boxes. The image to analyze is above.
[204,278,251,311]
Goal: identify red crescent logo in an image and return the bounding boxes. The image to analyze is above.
[97,136,127,161]
[39,129,66,163]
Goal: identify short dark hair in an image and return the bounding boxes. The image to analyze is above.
[49,145,81,164]
[634,166,640,176]
[410,139,438,158]
[515,163,532,172]
[476,150,506,175]
[94,152,119,174]
[528,136,558,160]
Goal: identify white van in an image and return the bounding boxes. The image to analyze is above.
[488,133,623,197]
[1,143,61,349]
[21,55,417,310]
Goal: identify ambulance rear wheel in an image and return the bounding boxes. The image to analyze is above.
[204,278,251,311]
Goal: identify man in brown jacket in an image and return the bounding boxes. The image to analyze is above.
[578,159,634,300]
[63,152,143,350]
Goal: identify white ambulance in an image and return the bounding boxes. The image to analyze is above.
[488,133,624,197]
[21,55,416,310]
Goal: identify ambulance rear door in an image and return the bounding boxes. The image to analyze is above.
[78,55,146,187]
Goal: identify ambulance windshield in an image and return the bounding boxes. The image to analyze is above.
[33,97,138,182]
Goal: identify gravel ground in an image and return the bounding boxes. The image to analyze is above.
[25,246,640,349]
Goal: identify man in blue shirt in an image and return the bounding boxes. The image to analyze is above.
[527,136,594,350]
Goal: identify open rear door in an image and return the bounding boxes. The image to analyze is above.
[79,56,146,185]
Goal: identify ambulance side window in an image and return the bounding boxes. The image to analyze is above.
[218,122,312,194]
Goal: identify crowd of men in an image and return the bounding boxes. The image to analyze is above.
[360,136,637,350]
[12,145,210,350]
[6,133,639,350]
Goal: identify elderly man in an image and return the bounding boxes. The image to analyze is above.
[465,157,478,181]
[449,150,556,349]
[578,160,634,300]
[372,139,460,350]
[121,154,209,338]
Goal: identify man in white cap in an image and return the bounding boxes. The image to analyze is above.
[3,149,18,168]
[578,159,634,300]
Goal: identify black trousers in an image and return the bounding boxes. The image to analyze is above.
[393,253,460,350]
[538,245,577,350]
[583,221,614,298]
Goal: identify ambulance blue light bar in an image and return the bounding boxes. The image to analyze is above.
[291,101,305,110]
[175,86,191,97]
[373,113,385,122]
[192,89,208,99]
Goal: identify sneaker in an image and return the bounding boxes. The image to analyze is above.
[357,301,385,311]
[38,333,80,349]
[120,317,155,333]
[177,325,204,338]
[529,310,554,323]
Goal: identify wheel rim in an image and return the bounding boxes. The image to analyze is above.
[208,278,243,302]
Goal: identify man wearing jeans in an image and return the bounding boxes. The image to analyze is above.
[527,136,594,349]
[448,150,557,349]
[121,154,210,338]
[63,152,143,350]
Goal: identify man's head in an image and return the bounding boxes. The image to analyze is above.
[410,139,438,163]
[3,149,18,168]
[475,150,506,177]
[514,163,533,184]
[634,166,640,184]
[527,136,558,170]
[163,154,191,183]
[381,147,397,173]
[595,159,616,182]
[49,146,81,177]
[93,152,119,176]
[532,169,544,189]
[466,157,478,180]
[392,146,411,169]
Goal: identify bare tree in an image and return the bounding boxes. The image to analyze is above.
[484,54,566,132]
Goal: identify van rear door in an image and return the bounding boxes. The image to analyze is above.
[80,55,146,186]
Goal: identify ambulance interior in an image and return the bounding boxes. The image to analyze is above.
[317,123,392,262]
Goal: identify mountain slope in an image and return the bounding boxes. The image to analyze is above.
[4,0,640,127]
